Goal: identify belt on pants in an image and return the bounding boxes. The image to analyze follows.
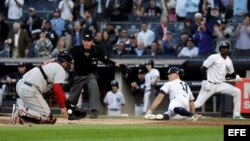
[208,81,218,84]
[109,108,119,111]
[24,81,33,87]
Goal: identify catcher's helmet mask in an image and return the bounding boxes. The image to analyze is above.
[56,50,73,63]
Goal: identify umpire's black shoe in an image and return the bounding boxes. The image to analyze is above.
[68,114,84,120]
[89,110,98,119]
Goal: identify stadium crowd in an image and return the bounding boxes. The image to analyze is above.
[0,0,250,59]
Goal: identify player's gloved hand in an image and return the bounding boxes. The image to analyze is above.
[201,80,211,91]
[235,75,242,82]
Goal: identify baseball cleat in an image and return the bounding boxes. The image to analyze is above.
[11,104,17,124]
[11,104,24,125]
[233,115,245,119]
[191,114,202,121]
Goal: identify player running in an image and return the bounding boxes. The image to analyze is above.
[194,41,245,119]
[144,67,201,121]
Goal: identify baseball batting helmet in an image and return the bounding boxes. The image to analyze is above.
[145,59,154,67]
[56,50,73,63]
[167,67,184,77]
[219,41,230,52]
[111,80,119,88]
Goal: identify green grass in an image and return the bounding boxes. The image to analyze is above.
[0,125,223,141]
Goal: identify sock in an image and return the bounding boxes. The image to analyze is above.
[173,107,193,117]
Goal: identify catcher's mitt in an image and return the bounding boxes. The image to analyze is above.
[65,100,86,120]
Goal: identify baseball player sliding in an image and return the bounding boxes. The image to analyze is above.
[144,67,201,121]
[194,41,245,119]
[11,50,73,124]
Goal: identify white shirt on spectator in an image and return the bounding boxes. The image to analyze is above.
[58,0,74,21]
[5,0,24,20]
[137,29,155,47]
[235,25,250,50]
[178,46,198,58]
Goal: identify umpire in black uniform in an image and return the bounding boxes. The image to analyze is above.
[68,32,120,119]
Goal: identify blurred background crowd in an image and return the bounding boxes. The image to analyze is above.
[0,0,250,59]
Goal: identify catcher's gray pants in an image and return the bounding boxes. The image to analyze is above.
[15,79,51,121]
[68,73,101,112]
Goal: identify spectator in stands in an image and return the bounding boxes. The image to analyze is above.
[34,31,53,58]
[224,0,233,22]
[130,68,146,116]
[82,9,99,36]
[144,0,162,17]
[22,7,42,37]
[71,21,83,48]
[50,9,65,37]
[113,40,128,56]
[178,37,198,58]
[116,28,129,45]
[234,15,250,56]
[134,40,147,57]
[132,0,145,17]
[206,5,224,29]
[4,22,31,58]
[101,29,119,58]
[91,0,107,21]
[150,40,163,57]
[72,0,86,21]
[52,37,68,57]
[104,80,126,116]
[192,20,213,56]
[154,16,168,44]
[105,0,128,21]
[42,20,59,49]
[161,0,176,17]
[213,19,233,53]
[176,0,200,21]
[58,0,74,21]
[182,18,196,36]
[232,0,249,23]
[137,22,155,49]
[0,13,9,45]
[5,0,24,20]
[26,29,41,58]
[176,33,189,54]
[162,31,177,56]
[125,33,137,54]
[192,12,203,34]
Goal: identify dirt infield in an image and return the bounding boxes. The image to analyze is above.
[1,116,250,126]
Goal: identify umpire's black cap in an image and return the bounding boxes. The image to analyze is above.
[83,33,93,41]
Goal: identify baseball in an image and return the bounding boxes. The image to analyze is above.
[67,109,72,114]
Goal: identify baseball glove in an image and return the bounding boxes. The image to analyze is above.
[65,100,86,120]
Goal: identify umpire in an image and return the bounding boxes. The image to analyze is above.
[68,32,120,119]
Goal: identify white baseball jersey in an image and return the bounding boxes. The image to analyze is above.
[21,62,67,93]
[203,54,234,83]
[145,68,160,91]
[160,79,194,102]
[104,91,126,110]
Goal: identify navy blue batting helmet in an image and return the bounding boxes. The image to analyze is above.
[56,50,73,63]
[167,67,184,77]
[145,59,154,67]
[219,41,230,52]
[111,80,119,88]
